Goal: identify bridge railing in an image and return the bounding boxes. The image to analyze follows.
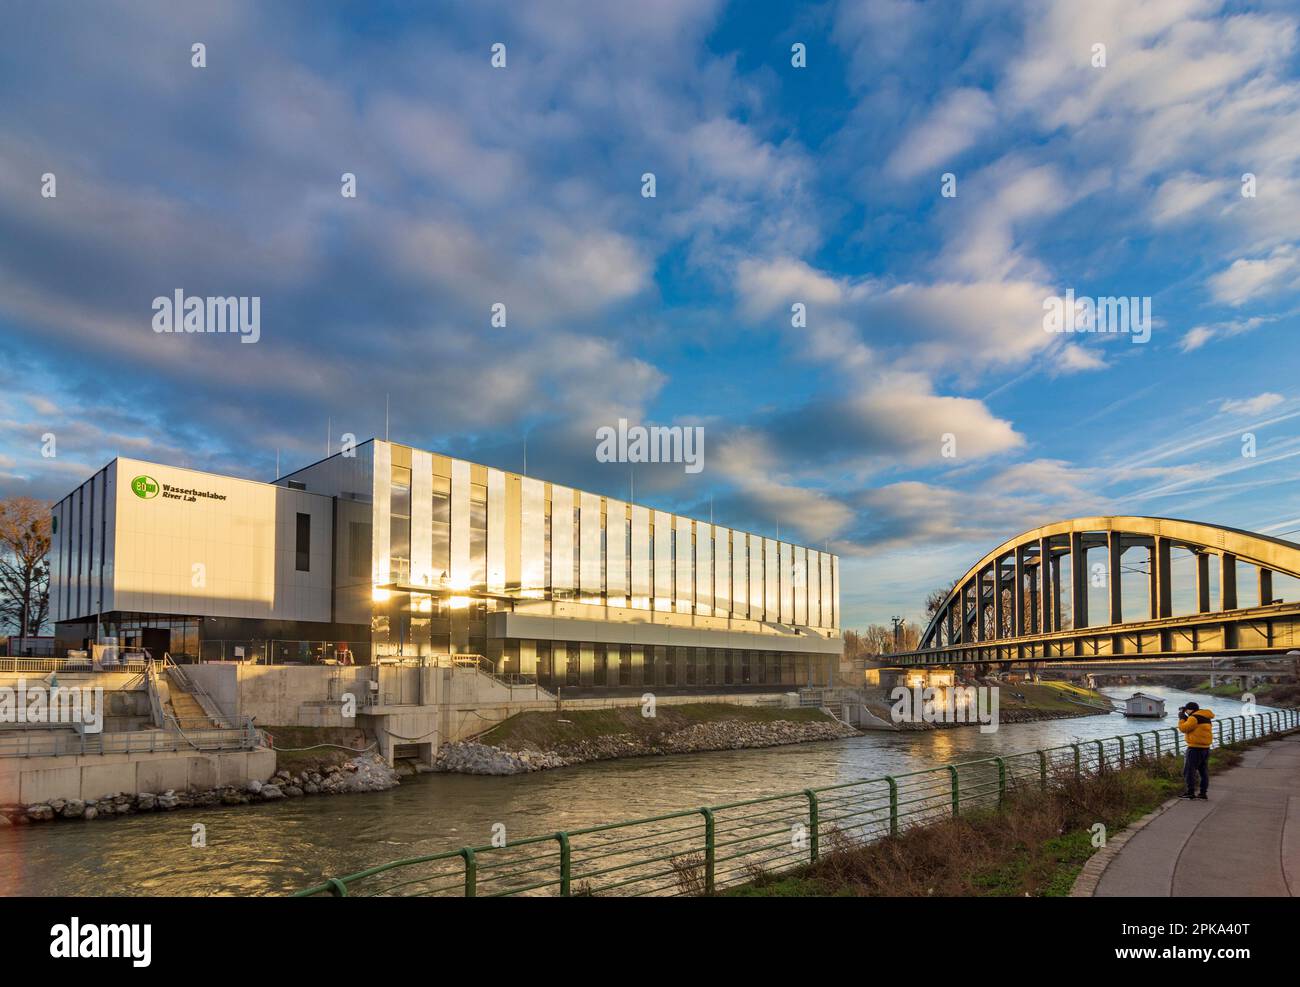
[295,709,1300,898]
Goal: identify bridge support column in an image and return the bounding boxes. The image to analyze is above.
[1014,548,1026,637]
[1108,532,1123,625]
[1152,537,1172,619]
[1071,531,1088,630]
[1039,537,1053,640]
[1260,567,1274,607]
[1051,553,1063,631]
[1221,553,1238,611]
[1196,551,1212,614]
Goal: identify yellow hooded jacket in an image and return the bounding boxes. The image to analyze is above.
[1178,708,1215,748]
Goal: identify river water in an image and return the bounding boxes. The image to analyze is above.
[0,685,1275,896]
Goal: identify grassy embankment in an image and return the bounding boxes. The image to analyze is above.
[1184,679,1300,708]
[1000,680,1111,714]
[477,703,835,751]
[866,679,1112,727]
[727,743,1258,897]
[262,726,372,774]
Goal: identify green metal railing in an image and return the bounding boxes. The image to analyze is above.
[296,709,1300,898]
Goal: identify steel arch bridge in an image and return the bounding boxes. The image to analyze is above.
[892,517,1300,666]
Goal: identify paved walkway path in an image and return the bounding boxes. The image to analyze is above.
[1087,733,1300,897]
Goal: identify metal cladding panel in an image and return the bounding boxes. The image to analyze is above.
[410,448,434,587]
[765,538,779,621]
[748,532,764,620]
[675,515,693,614]
[551,485,574,594]
[730,530,747,618]
[808,550,821,627]
[606,498,627,601]
[653,511,673,611]
[580,491,603,603]
[697,523,714,617]
[831,555,840,629]
[372,441,392,587]
[487,468,506,593]
[714,526,730,617]
[820,553,834,630]
[520,476,545,598]
[793,545,807,625]
[780,542,794,623]
[449,458,471,590]
[630,505,651,609]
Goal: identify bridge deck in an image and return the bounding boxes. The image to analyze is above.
[1084,733,1300,897]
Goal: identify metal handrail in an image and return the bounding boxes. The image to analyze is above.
[296,708,1300,898]
[0,723,267,758]
[162,653,239,730]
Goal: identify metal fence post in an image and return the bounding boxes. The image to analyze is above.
[947,765,959,817]
[1037,750,1047,791]
[885,776,899,835]
[1118,736,1125,768]
[461,848,477,898]
[1072,744,1081,778]
[1136,734,1144,760]
[556,832,571,897]
[1153,731,1161,759]
[1095,739,1105,772]
[699,809,715,895]
[994,757,1007,806]
[804,790,819,863]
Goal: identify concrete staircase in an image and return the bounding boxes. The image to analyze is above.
[163,669,231,730]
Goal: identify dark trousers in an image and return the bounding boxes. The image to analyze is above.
[1183,746,1210,796]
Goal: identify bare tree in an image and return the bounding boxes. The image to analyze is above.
[0,497,52,639]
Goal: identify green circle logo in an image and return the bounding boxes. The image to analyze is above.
[131,475,159,500]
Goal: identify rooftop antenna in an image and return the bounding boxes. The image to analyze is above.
[629,465,634,504]
[709,495,713,525]
[275,448,280,480]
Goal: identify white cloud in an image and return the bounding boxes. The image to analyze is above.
[1208,245,1300,305]
[886,88,997,179]
[1219,392,1285,415]
[1053,344,1109,374]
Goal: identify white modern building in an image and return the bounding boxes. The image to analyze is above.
[51,440,842,691]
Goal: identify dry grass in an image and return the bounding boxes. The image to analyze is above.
[730,748,1248,897]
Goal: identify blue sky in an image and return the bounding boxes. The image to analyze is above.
[2,0,1299,630]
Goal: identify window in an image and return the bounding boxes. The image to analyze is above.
[295,513,311,572]
[544,507,552,592]
[431,475,450,584]
[469,483,488,589]
[390,465,411,583]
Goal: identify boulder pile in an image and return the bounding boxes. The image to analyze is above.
[434,716,858,776]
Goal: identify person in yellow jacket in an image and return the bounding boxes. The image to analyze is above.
[1177,702,1214,800]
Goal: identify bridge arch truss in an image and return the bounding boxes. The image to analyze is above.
[897,517,1300,666]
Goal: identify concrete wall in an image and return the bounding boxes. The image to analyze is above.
[0,748,276,804]
[187,662,373,727]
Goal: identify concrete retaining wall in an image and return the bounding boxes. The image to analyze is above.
[0,748,276,804]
